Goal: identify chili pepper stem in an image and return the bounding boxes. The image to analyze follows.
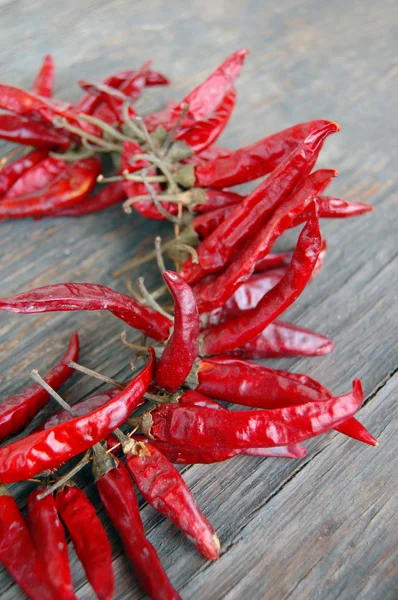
[36,452,91,500]
[30,370,79,417]
[155,236,166,275]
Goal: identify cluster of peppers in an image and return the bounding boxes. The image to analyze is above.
[0,50,376,599]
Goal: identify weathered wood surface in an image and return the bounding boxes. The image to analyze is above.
[0,0,397,598]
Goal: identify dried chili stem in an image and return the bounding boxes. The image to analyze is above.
[30,370,78,417]
[155,236,166,275]
[136,276,173,320]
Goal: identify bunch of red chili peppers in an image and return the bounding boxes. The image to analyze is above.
[0,50,375,600]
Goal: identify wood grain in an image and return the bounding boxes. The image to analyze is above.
[0,0,397,598]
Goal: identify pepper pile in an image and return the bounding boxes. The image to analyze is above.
[0,51,376,600]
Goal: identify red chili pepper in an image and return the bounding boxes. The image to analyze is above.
[188,119,340,189]
[125,441,220,561]
[194,178,325,315]
[78,80,137,123]
[175,88,236,154]
[0,485,55,600]
[282,372,378,446]
[254,250,293,273]
[193,188,244,213]
[56,484,114,600]
[0,350,154,483]
[93,450,181,600]
[227,320,335,358]
[0,331,79,442]
[290,195,374,225]
[3,154,66,199]
[195,144,232,160]
[0,158,101,219]
[181,125,338,285]
[49,182,127,217]
[155,271,199,392]
[0,282,171,341]
[145,49,248,132]
[32,55,55,98]
[27,488,76,600]
[132,434,306,463]
[151,379,364,449]
[33,388,119,432]
[0,149,48,196]
[200,212,321,354]
[0,114,70,150]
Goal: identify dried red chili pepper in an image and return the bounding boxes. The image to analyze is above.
[200,212,321,353]
[0,114,70,150]
[175,88,236,154]
[254,250,293,273]
[32,54,55,98]
[192,204,236,238]
[0,331,79,442]
[182,119,339,189]
[155,271,199,392]
[181,126,337,284]
[78,80,137,123]
[0,350,154,483]
[27,488,76,600]
[49,182,126,217]
[125,440,220,561]
[0,84,77,126]
[282,372,377,446]
[0,282,171,341]
[56,483,114,600]
[290,195,374,225]
[0,157,101,219]
[228,320,335,358]
[145,49,248,132]
[93,449,181,600]
[150,379,364,449]
[0,484,55,600]
[34,388,119,431]
[188,357,374,445]
[132,434,306,463]
[194,144,232,160]
[0,149,48,196]
[3,154,66,199]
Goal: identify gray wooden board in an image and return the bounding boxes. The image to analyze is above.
[0,0,397,598]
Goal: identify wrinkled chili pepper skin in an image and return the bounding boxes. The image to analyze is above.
[201,213,321,354]
[0,149,48,196]
[290,195,374,225]
[155,271,199,392]
[0,114,70,150]
[283,372,378,446]
[50,182,126,217]
[0,282,171,342]
[228,320,335,358]
[0,158,101,219]
[254,251,293,273]
[192,204,236,238]
[32,55,55,98]
[145,49,248,132]
[132,434,306,463]
[176,88,236,154]
[3,154,66,199]
[126,442,220,561]
[193,120,339,189]
[182,126,338,285]
[56,485,114,600]
[95,458,181,600]
[34,388,119,431]
[0,486,55,600]
[0,351,154,483]
[0,331,79,442]
[152,379,364,449]
[27,488,76,600]
[192,356,331,408]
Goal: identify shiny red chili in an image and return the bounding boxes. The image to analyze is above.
[49,182,126,217]
[56,484,114,600]
[0,149,48,196]
[155,271,199,392]
[0,282,171,341]
[27,488,76,600]
[0,350,154,483]
[0,114,70,150]
[0,331,79,442]
[32,54,55,98]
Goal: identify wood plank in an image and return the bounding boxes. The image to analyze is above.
[0,0,397,598]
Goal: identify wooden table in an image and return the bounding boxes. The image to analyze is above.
[0,1,397,598]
